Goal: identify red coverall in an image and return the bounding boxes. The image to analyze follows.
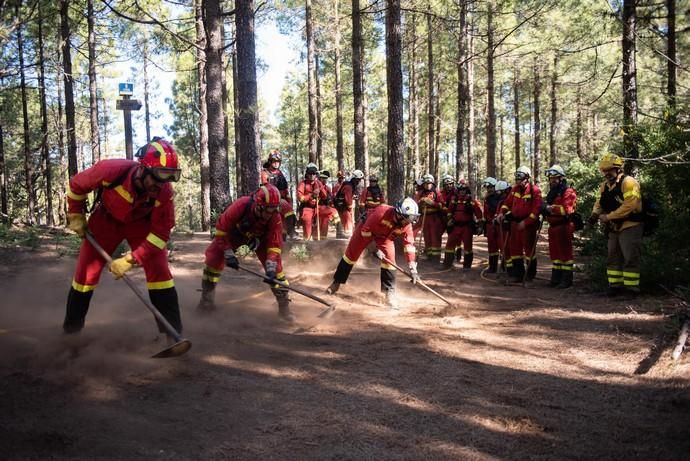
[483,192,503,271]
[333,181,355,234]
[415,189,444,261]
[297,178,328,240]
[445,194,483,268]
[500,183,543,280]
[64,159,181,333]
[546,185,577,274]
[317,184,340,239]
[359,185,386,210]
[332,205,416,294]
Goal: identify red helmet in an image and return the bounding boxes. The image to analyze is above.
[268,149,282,163]
[254,184,281,209]
[136,138,181,182]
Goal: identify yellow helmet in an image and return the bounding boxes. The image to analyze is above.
[598,153,624,171]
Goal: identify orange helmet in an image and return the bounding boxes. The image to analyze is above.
[136,137,181,182]
[254,184,281,210]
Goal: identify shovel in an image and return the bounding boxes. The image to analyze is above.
[85,232,192,358]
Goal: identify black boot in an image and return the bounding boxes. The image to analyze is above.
[149,287,183,334]
[487,255,498,273]
[510,258,525,283]
[272,287,295,322]
[442,251,455,269]
[557,270,573,289]
[196,279,217,312]
[286,215,300,240]
[549,268,562,287]
[455,248,463,266]
[63,287,94,334]
[526,257,537,281]
[463,252,474,271]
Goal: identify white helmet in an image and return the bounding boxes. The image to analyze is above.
[483,177,497,187]
[305,163,318,175]
[545,164,566,177]
[515,165,531,178]
[352,169,364,179]
[442,175,455,186]
[495,180,510,192]
[422,174,435,184]
[395,197,420,223]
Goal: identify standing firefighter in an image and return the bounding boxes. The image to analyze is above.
[482,177,501,273]
[589,153,643,296]
[415,174,444,263]
[444,179,483,271]
[297,163,328,240]
[497,166,543,283]
[360,174,386,211]
[196,184,295,322]
[317,171,340,239]
[64,137,183,338]
[260,149,298,239]
[333,169,363,237]
[543,165,577,288]
[494,180,512,274]
[326,199,421,309]
[439,175,457,265]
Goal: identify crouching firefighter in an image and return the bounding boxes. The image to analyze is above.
[326,198,421,309]
[64,137,183,339]
[197,184,295,322]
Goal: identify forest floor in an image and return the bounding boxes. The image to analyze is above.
[1,228,689,460]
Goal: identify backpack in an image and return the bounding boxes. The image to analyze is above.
[640,194,661,236]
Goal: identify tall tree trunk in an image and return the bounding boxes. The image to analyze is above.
[334,0,344,174]
[434,80,441,176]
[456,0,467,181]
[576,90,583,161]
[426,10,435,177]
[205,0,230,210]
[352,0,368,174]
[306,0,318,164]
[666,0,676,110]
[60,0,77,177]
[0,125,7,221]
[622,0,638,174]
[513,66,520,170]
[386,0,404,203]
[549,54,558,166]
[37,9,53,225]
[499,114,504,179]
[220,20,230,181]
[467,18,475,189]
[533,61,541,185]
[143,39,151,141]
[235,0,260,195]
[196,0,210,230]
[56,30,67,223]
[485,0,496,178]
[315,53,323,167]
[408,12,420,183]
[87,0,100,163]
[17,4,35,224]
[231,40,242,196]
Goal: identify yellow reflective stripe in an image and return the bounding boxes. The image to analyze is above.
[501,205,509,210]
[67,186,87,201]
[284,211,295,217]
[361,231,372,237]
[114,185,134,203]
[404,245,416,253]
[607,269,624,276]
[608,277,623,283]
[101,180,111,186]
[146,233,167,249]
[147,280,175,290]
[215,229,227,237]
[623,190,641,199]
[529,213,537,219]
[522,194,532,199]
[155,200,161,207]
[204,265,221,274]
[513,192,521,198]
[444,249,455,254]
[72,280,97,292]
[268,247,282,254]
[203,273,221,282]
[151,142,167,167]
[623,272,640,279]
[343,254,356,265]
[623,280,640,286]
[276,272,286,280]
[380,262,394,270]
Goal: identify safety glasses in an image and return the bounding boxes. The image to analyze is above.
[258,205,280,214]
[514,172,528,181]
[150,167,181,183]
[545,169,561,177]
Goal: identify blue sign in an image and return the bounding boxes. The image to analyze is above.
[118,82,134,96]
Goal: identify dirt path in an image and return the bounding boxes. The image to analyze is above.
[1,232,689,460]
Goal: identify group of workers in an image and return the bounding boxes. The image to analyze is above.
[63,138,643,341]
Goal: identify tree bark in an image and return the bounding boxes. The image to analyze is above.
[196,0,210,230]
[143,39,151,141]
[352,0,368,174]
[37,8,53,225]
[576,90,583,161]
[306,0,318,164]
[426,10,435,178]
[60,0,78,177]
[56,28,67,223]
[549,54,558,166]
[407,12,420,185]
[316,53,323,167]
[666,0,676,110]
[0,125,7,221]
[456,0,467,182]
[386,0,404,203]
[234,0,260,195]
[622,0,638,174]
[334,0,344,174]
[17,3,35,224]
[467,17,475,188]
[485,0,496,178]
[87,0,100,163]
[231,39,242,196]
[533,61,541,185]
[513,66,520,171]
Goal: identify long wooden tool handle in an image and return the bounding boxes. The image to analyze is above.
[85,232,183,342]
[237,265,334,308]
[376,252,454,307]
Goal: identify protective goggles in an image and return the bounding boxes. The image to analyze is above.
[257,205,280,214]
[514,172,528,181]
[545,169,562,177]
[483,182,495,188]
[150,167,181,183]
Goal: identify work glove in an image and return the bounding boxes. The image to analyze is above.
[264,260,278,283]
[408,261,420,285]
[224,249,239,270]
[110,253,136,279]
[67,213,87,238]
[375,249,387,262]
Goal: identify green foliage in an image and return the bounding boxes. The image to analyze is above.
[288,243,310,263]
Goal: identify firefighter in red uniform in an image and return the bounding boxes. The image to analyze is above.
[326,198,420,308]
[497,166,543,283]
[333,169,363,237]
[196,184,295,322]
[359,174,386,211]
[444,180,483,271]
[438,175,457,265]
[297,163,328,240]
[64,137,183,338]
[482,177,501,273]
[260,150,298,240]
[415,174,444,263]
[317,171,340,239]
[543,165,577,288]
